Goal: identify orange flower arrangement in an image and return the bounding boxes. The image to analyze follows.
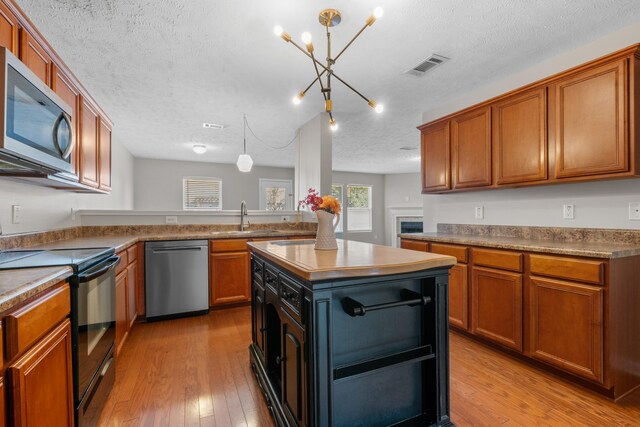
[298,188,341,215]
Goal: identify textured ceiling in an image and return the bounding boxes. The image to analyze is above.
[17,0,640,173]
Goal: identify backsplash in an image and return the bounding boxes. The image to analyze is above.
[437,224,640,245]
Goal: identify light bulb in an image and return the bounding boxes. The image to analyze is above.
[301,32,312,45]
[329,119,338,131]
[373,7,384,18]
[375,103,384,114]
[237,154,253,172]
[292,91,304,105]
[192,144,207,154]
[273,25,283,36]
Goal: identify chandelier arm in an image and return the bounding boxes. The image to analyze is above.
[302,70,326,96]
[309,50,328,101]
[333,23,369,63]
[331,72,371,103]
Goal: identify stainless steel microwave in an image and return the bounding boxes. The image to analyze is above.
[0,47,74,175]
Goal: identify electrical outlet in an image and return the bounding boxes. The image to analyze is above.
[281,216,289,222]
[629,202,640,220]
[165,216,178,224]
[563,204,575,219]
[474,206,484,220]
[12,205,20,224]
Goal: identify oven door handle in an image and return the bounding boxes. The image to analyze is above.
[77,256,120,282]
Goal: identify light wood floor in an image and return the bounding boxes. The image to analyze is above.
[98,306,640,427]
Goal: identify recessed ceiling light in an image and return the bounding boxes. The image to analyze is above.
[202,123,227,129]
[192,144,207,154]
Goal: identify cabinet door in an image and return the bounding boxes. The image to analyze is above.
[51,66,80,175]
[9,319,73,427]
[452,106,492,189]
[252,284,266,355]
[494,87,547,184]
[79,98,100,187]
[282,312,305,427]
[115,271,127,355]
[19,30,52,86]
[0,2,18,54]
[210,251,250,306]
[400,239,428,252]
[99,119,112,191]
[471,267,522,351]
[554,59,628,178]
[127,261,137,330]
[528,276,603,383]
[421,121,450,192]
[449,264,469,330]
[0,376,5,427]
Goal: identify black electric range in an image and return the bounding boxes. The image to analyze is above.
[0,247,114,272]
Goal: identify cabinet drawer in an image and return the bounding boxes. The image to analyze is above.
[400,240,429,252]
[280,274,303,324]
[5,284,70,359]
[127,245,137,264]
[529,254,604,285]
[472,248,523,272]
[264,266,278,293]
[252,257,264,284]
[115,250,127,275]
[430,243,468,263]
[210,239,248,253]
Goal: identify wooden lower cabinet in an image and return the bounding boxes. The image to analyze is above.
[0,377,4,427]
[471,267,523,351]
[281,310,306,427]
[210,251,250,306]
[126,261,137,329]
[400,239,428,252]
[115,270,127,355]
[527,276,604,383]
[449,264,469,330]
[9,319,74,427]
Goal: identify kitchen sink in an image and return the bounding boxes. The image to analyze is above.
[209,230,285,235]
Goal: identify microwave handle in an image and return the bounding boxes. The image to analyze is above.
[52,112,75,160]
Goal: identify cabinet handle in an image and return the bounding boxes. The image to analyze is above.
[260,327,267,332]
[276,355,286,365]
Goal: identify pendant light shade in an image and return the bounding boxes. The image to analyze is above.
[237,114,253,172]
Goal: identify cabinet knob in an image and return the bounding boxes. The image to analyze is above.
[276,355,286,365]
[260,327,267,332]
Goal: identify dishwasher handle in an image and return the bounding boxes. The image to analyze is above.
[151,246,204,253]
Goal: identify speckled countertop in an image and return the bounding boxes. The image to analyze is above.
[399,232,640,259]
[0,266,72,313]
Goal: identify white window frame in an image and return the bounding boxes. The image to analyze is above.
[346,184,372,232]
[183,176,222,211]
[331,183,344,233]
[259,178,293,211]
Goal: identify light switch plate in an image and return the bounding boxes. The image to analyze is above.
[165,216,178,224]
[12,205,20,224]
[629,202,640,220]
[563,204,575,219]
[474,206,484,220]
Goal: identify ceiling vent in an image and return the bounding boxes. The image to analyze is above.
[399,146,418,151]
[403,54,449,77]
[202,123,227,130]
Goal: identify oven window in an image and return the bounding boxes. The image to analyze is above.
[85,277,113,355]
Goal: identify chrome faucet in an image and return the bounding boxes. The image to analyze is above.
[240,200,249,231]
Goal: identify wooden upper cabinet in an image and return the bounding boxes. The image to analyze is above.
[420,121,450,192]
[0,1,19,54]
[452,106,492,189]
[19,29,53,86]
[99,119,112,191]
[494,87,548,184]
[553,59,628,178]
[51,66,80,175]
[79,98,100,188]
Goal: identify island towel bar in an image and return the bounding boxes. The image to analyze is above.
[341,288,431,317]
[333,345,434,380]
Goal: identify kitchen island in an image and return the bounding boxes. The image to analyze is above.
[248,239,457,427]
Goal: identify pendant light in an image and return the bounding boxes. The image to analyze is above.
[237,114,253,172]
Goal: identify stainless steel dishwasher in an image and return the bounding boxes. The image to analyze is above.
[145,240,209,320]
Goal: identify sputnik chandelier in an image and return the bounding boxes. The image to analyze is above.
[274,7,385,131]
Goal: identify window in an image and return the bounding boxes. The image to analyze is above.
[183,177,222,210]
[331,184,344,232]
[347,185,372,232]
[259,179,293,210]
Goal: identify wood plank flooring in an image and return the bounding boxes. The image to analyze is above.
[98,306,640,426]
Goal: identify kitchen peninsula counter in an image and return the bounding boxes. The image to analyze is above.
[248,239,456,426]
[0,266,72,313]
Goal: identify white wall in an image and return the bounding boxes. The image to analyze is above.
[384,173,423,245]
[0,137,134,235]
[333,171,385,244]
[134,158,294,211]
[295,113,332,203]
[422,20,640,232]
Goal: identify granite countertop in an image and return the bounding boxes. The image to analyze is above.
[248,239,456,281]
[0,266,73,313]
[399,232,640,259]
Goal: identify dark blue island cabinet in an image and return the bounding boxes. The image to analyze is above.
[248,240,457,427]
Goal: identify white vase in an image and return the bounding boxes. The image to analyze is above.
[314,210,340,250]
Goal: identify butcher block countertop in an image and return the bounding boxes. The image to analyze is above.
[0,266,73,313]
[248,239,457,282]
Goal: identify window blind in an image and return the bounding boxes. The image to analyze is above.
[183,177,222,210]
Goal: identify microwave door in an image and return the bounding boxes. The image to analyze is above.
[2,62,73,173]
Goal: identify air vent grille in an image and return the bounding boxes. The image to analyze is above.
[404,54,449,77]
[202,123,227,130]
